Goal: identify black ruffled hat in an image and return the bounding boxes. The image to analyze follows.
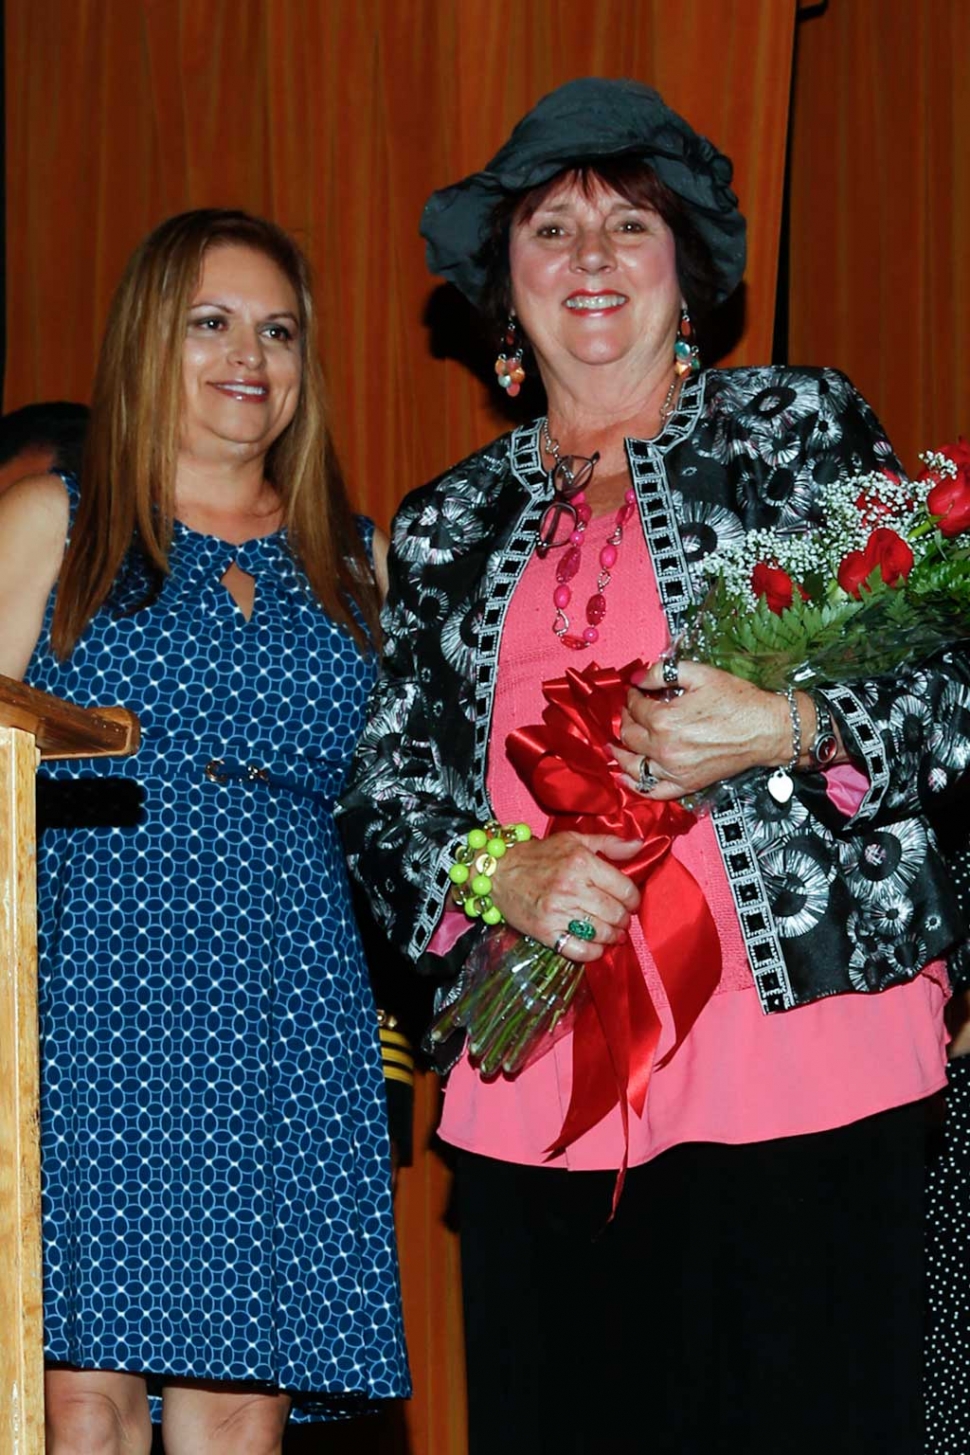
[420,77,746,309]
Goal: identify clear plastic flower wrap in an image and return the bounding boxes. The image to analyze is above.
[429,923,588,1077]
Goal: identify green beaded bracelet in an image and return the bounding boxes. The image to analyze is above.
[448,819,532,924]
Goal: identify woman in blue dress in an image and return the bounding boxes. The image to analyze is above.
[0,210,409,1452]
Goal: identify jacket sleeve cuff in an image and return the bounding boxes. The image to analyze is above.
[406,828,474,964]
[817,684,890,824]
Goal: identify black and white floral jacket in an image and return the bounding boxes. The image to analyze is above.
[339,366,970,1016]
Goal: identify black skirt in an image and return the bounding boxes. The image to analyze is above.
[456,1100,928,1455]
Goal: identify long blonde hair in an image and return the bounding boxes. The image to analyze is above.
[52,209,380,657]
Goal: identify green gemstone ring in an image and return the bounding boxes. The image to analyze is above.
[567,917,596,942]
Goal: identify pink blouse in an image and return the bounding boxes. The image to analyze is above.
[437,513,948,1170]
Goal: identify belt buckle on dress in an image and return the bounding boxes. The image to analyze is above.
[203,759,270,786]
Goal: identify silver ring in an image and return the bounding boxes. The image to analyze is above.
[553,931,573,955]
[661,657,680,687]
[637,757,659,794]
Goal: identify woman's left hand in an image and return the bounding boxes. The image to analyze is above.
[614,659,793,801]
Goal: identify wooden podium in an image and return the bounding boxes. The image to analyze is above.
[0,676,139,1454]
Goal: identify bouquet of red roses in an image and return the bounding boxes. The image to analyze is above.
[681,440,970,692]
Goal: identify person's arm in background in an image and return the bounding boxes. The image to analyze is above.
[0,475,69,678]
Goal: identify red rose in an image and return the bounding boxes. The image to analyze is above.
[927,473,970,538]
[751,562,795,614]
[918,439,970,486]
[867,527,913,585]
[918,439,970,538]
[855,469,910,519]
[855,492,890,520]
[937,439,970,472]
[837,549,874,598]
[838,527,913,598]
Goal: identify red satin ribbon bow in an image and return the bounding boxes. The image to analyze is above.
[506,659,722,1201]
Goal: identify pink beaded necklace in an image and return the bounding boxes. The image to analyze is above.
[541,379,677,650]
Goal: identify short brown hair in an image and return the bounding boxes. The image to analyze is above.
[476,158,723,339]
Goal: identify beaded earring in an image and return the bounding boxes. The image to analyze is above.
[495,313,527,397]
[674,304,700,376]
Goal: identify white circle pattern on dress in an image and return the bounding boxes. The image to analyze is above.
[28,476,410,1421]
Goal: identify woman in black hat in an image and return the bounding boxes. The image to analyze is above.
[341,78,966,1453]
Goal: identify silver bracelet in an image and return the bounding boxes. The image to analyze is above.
[767,686,801,805]
[780,685,802,771]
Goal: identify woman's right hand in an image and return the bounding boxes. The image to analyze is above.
[488,831,642,960]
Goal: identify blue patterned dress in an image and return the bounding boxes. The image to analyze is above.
[26,476,410,1421]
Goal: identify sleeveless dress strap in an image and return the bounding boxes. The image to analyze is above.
[354,514,376,565]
